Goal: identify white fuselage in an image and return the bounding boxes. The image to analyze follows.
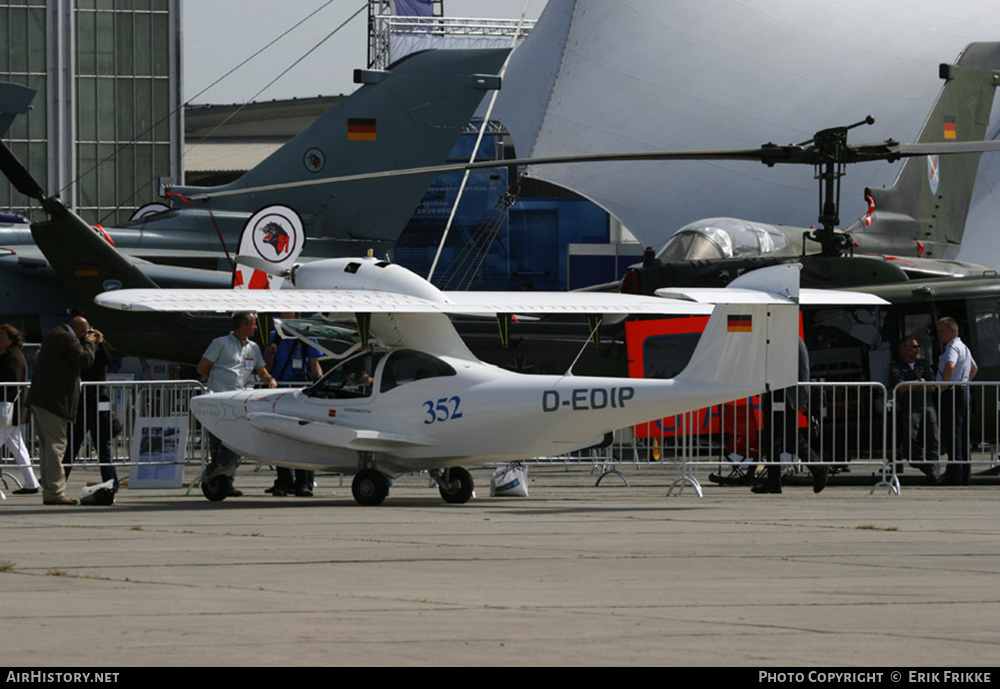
[192,353,757,477]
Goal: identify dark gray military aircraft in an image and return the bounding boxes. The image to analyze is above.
[0,48,508,339]
[621,42,1000,292]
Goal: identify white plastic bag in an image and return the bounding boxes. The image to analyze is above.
[490,462,528,497]
[80,479,116,506]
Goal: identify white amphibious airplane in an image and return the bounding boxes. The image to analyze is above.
[95,258,882,505]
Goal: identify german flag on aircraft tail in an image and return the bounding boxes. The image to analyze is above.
[727,314,752,333]
[943,116,957,140]
[348,118,377,141]
[75,264,99,277]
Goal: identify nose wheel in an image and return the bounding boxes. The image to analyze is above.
[437,466,474,504]
[201,474,232,502]
[352,468,390,506]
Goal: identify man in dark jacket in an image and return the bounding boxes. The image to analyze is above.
[890,335,939,482]
[62,339,120,491]
[752,338,828,494]
[29,316,98,505]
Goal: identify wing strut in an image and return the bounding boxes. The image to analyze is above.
[496,313,511,347]
[563,315,605,376]
[587,315,602,345]
[355,312,371,348]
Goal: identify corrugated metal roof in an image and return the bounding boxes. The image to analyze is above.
[184,139,285,173]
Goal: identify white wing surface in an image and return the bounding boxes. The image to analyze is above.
[94,288,717,316]
[654,287,886,306]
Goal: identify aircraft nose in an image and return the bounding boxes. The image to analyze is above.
[190,393,226,426]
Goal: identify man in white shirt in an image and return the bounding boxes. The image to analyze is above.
[936,317,978,485]
[197,312,277,497]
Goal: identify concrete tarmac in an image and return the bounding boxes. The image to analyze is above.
[1,465,997,667]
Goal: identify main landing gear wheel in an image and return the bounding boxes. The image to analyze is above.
[438,466,474,504]
[201,474,231,502]
[352,468,389,506]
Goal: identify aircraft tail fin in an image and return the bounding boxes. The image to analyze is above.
[31,197,236,363]
[168,48,509,246]
[31,198,160,307]
[0,82,34,138]
[669,264,801,392]
[852,42,1000,259]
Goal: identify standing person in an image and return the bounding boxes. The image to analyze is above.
[752,338,828,494]
[196,312,277,497]
[62,338,120,491]
[29,316,99,505]
[936,317,978,485]
[264,313,323,497]
[0,324,40,495]
[890,335,939,482]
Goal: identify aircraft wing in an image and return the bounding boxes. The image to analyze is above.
[435,291,717,315]
[94,288,718,316]
[798,289,887,306]
[654,286,887,306]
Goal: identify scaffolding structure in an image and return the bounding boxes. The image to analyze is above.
[367,0,534,69]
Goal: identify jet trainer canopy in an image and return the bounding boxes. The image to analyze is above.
[657,218,796,262]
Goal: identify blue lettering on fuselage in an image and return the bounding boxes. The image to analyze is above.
[542,387,635,412]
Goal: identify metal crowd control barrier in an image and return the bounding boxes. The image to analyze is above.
[890,380,1000,487]
[0,381,30,495]
[0,380,207,491]
[7,378,991,497]
[525,381,895,496]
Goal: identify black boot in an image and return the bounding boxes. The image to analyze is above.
[809,464,829,494]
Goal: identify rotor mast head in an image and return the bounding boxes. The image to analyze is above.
[799,116,875,257]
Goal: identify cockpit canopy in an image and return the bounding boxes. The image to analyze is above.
[656,218,795,261]
[303,348,456,400]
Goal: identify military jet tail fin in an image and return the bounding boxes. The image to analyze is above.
[168,48,510,249]
[855,42,1000,259]
[31,201,160,307]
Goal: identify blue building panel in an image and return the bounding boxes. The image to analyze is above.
[509,198,610,291]
[394,131,616,292]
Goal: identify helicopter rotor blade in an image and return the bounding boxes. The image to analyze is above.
[185,147,803,202]
[186,138,1000,202]
[0,141,45,201]
[888,140,1000,156]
